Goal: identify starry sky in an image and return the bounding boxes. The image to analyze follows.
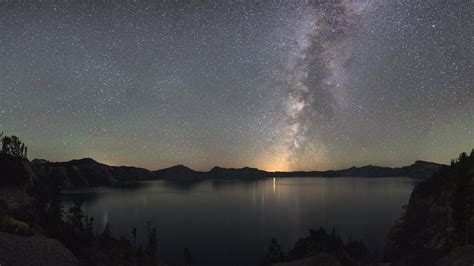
[0,0,472,171]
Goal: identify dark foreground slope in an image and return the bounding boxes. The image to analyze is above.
[0,232,78,265]
[386,150,474,265]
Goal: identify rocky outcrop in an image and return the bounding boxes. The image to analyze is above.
[0,186,36,227]
[399,160,444,178]
[0,232,79,266]
[274,253,342,266]
[386,151,474,265]
[435,245,474,266]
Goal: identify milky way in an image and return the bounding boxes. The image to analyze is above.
[279,1,372,170]
[0,1,472,171]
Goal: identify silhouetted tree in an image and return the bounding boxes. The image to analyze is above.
[67,200,85,232]
[184,246,193,265]
[264,238,284,264]
[451,152,474,245]
[1,133,28,159]
[458,152,468,163]
[85,215,94,240]
[146,221,158,263]
[44,194,64,237]
[0,133,31,185]
[103,223,112,238]
[136,245,144,265]
[132,227,137,248]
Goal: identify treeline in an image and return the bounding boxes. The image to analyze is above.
[37,196,160,265]
[0,133,31,186]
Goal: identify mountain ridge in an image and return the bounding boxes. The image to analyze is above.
[31,157,444,188]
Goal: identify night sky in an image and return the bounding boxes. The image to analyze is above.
[0,1,472,171]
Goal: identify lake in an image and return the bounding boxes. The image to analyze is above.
[61,177,417,265]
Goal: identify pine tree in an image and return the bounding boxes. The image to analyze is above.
[184,246,193,265]
[132,227,137,248]
[146,221,158,262]
[265,238,284,263]
[67,200,85,231]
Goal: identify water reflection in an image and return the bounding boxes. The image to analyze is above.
[62,177,417,266]
[273,177,276,193]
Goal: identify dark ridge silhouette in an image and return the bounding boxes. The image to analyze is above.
[154,164,203,181]
[31,157,444,188]
[272,160,442,178]
[208,166,267,179]
[32,158,157,188]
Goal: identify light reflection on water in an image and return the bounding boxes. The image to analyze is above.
[62,177,417,265]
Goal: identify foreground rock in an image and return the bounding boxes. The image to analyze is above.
[0,186,35,213]
[436,245,474,266]
[435,245,474,266]
[274,253,342,266]
[0,232,78,266]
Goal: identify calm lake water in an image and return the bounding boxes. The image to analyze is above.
[62,177,417,265]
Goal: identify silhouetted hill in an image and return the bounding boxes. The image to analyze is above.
[30,158,443,187]
[273,161,443,178]
[208,166,267,179]
[398,160,444,178]
[32,158,157,188]
[154,165,203,181]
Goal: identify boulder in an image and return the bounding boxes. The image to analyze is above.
[0,232,78,266]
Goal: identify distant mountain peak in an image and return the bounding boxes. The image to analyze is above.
[210,166,260,171]
[31,159,49,166]
[412,160,440,166]
[68,158,101,165]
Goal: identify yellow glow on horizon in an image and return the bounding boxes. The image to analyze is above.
[258,161,287,172]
